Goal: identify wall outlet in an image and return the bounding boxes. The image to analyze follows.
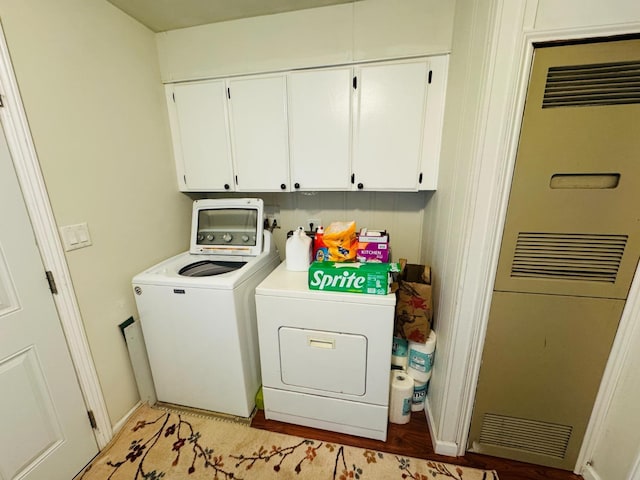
[264,205,280,229]
[307,218,322,232]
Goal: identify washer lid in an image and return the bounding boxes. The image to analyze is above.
[178,260,247,277]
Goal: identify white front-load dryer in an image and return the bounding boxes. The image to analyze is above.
[132,199,280,417]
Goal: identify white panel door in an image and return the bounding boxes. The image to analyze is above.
[0,124,98,480]
[288,67,352,191]
[228,75,290,192]
[352,60,428,191]
[167,81,235,192]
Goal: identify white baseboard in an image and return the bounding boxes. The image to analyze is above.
[112,401,143,436]
[425,398,460,457]
[580,464,601,480]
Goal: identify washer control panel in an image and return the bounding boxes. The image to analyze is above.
[196,229,256,246]
[190,199,265,256]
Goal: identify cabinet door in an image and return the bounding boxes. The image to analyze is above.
[228,75,290,192]
[352,60,428,191]
[419,55,448,191]
[167,81,234,192]
[288,68,352,191]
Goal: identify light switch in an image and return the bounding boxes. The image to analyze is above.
[60,223,92,251]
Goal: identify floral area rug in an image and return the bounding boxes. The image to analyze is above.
[76,403,498,480]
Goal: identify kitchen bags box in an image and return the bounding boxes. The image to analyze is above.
[394,260,433,343]
[308,261,400,295]
[356,229,390,263]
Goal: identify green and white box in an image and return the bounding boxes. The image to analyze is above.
[308,261,400,295]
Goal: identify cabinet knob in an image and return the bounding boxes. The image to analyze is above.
[357,183,364,190]
[224,183,230,190]
[294,182,300,189]
[280,183,287,190]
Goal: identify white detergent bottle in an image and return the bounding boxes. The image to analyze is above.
[286,227,312,271]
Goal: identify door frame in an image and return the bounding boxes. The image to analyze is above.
[453,1,640,474]
[0,23,111,448]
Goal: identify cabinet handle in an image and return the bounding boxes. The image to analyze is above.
[280,183,287,190]
[357,183,364,190]
[294,182,300,189]
[224,183,230,190]
[351,173,355,184]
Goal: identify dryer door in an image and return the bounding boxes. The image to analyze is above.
[279,327,367,396]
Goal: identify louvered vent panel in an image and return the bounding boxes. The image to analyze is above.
[543,60,640,107]
[511,233,627,283]
[480,413,572,459]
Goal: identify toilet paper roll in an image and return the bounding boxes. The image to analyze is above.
[389,370,414,424]
[407,330,437,383]
[391,337,408,370]
[411,379,429,412]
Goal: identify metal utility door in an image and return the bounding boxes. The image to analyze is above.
[468,39,640,470]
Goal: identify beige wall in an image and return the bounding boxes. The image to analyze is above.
[156,0,455,81]
[0,0,192,424]
[420,0,495,442]
[200,192,428,264]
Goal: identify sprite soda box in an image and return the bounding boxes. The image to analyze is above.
[308,261,400,295]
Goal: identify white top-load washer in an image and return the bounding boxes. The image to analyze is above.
[132,198,280,417]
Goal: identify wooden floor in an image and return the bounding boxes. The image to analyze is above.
[251,409,584,480]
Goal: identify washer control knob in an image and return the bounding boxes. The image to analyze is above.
[222,233,233,243]
[197,234,204,241]
[206,234,214,241]
[242,234,250,242]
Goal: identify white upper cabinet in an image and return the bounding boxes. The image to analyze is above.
[167,81,234,192]
[419,55,448,191]
[352,59,429,191]
[287,67,352,191]
[164,55,448,193]
[227,75,290,192]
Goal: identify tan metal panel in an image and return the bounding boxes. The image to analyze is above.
[495,39,640,299]
[470,38,640,471]
[468,291,623,469]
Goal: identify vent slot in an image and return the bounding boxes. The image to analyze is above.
[480,413,572,459]
[511,232,627,283]
[542,60,640,108]
[549,173,620,189]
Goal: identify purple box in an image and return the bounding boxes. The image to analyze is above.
[356,242,390,263]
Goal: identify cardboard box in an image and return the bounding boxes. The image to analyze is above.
[358,228,389,243]
[394,260,433,343]
[308,261,400,295]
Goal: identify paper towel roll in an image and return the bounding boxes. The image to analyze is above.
[391,355,408,370]
[411,379,428,412]
[389,370,414,424]
[407,330,437,383]
[391,337,409,370]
